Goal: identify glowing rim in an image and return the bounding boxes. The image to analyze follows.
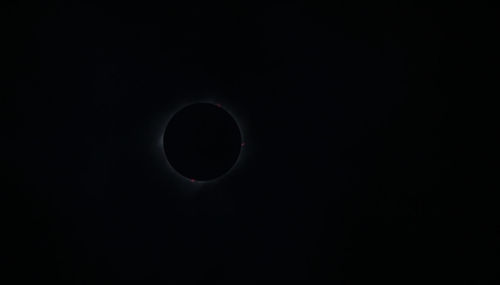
[158,100,247,185]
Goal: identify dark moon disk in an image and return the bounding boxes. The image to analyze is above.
[163,103,242,181]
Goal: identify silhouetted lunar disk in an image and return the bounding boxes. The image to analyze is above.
[163,103,242,181]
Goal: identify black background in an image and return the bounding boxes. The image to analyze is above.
[5,1,486,284]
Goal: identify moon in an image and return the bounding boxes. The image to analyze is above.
[163,102,242,182]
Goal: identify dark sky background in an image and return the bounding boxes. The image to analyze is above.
[6,1,490,284]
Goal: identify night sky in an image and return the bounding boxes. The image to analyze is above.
[6,1,485,284]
